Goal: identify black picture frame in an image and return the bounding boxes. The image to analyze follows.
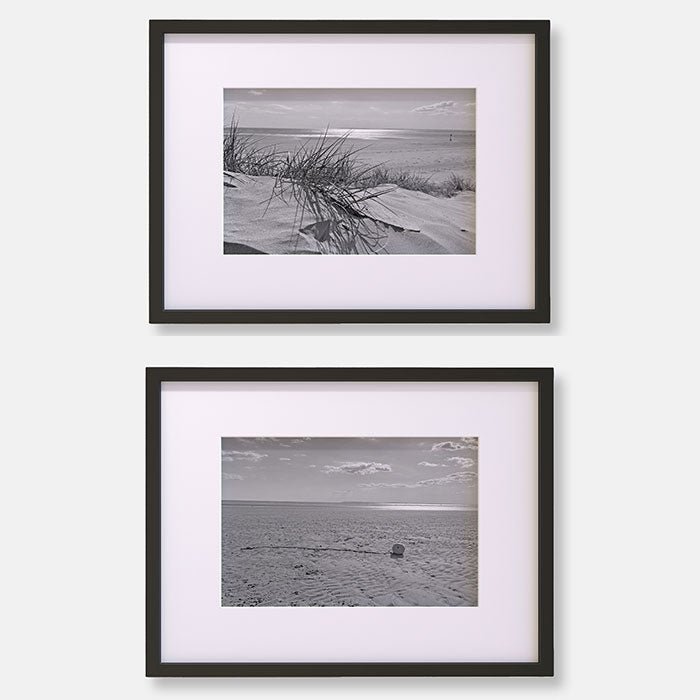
[146,367,554,676]
[149,20,550,324]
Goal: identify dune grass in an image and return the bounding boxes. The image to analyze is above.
[223,119,278,176]
[267,133,397,253]
[224,119,474,196]
[359,166,475,197]
[223,119,474,253]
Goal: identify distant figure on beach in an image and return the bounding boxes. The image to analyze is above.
[449,133,453,142]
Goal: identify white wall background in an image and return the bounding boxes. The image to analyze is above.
[2,1,699,698]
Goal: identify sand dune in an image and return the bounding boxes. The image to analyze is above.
[222,503,478,607]
[223,175,475,255]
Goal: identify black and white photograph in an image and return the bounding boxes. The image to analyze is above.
[221,437,478,607]
[223,89,476,255]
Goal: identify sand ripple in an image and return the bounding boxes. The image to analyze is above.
[222,504,477,607]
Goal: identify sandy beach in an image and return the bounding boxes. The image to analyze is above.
[223,128,476,255]
[222,502,478,607]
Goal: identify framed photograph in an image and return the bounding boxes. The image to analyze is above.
[146,367,554,676]
[149,20,550,323]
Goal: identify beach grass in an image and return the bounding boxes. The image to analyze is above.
[223,118,279,176]
[224,119,474,198]
[223,119,474,254]
[225,120,395,253]
[359,166,475,197]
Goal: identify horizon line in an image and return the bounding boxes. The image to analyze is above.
[222,498,474,507]
[229,125,474,133]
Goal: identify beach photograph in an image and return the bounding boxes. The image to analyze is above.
[223,89,476,255]
[221,437,478,607]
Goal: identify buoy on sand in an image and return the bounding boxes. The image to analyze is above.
[391,544,405,556]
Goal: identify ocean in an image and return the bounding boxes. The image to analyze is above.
[222,499,472,511]
[229,126,474,142]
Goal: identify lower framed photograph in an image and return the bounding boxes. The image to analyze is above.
[146,368,554,676]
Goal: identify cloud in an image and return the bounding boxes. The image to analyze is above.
[414,471,477,487]
[222,473,243,481]
[248,90,264,96]
[279,457,291,461]
[412,100,457,114]
[230,437,291,446]
[360,471,477,489]
[418,461,440,467]
[259,103,294,113]
[322,461,392,476]
[233,102,294,115]
[461,437,479,449]
[222,450,268,462]
[447,456,475,469]
[431,441,468,452]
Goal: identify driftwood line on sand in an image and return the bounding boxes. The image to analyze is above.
[241,543,407,557]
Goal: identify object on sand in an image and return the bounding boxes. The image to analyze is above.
[391,544,405,556]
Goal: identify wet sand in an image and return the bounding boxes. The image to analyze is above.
[222,503,478,607]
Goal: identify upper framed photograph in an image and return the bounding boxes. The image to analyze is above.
[146,367,554,676]
[150,20,550,323]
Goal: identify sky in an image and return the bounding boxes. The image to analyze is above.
[224,89,476,131]
[221,437,478,506]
